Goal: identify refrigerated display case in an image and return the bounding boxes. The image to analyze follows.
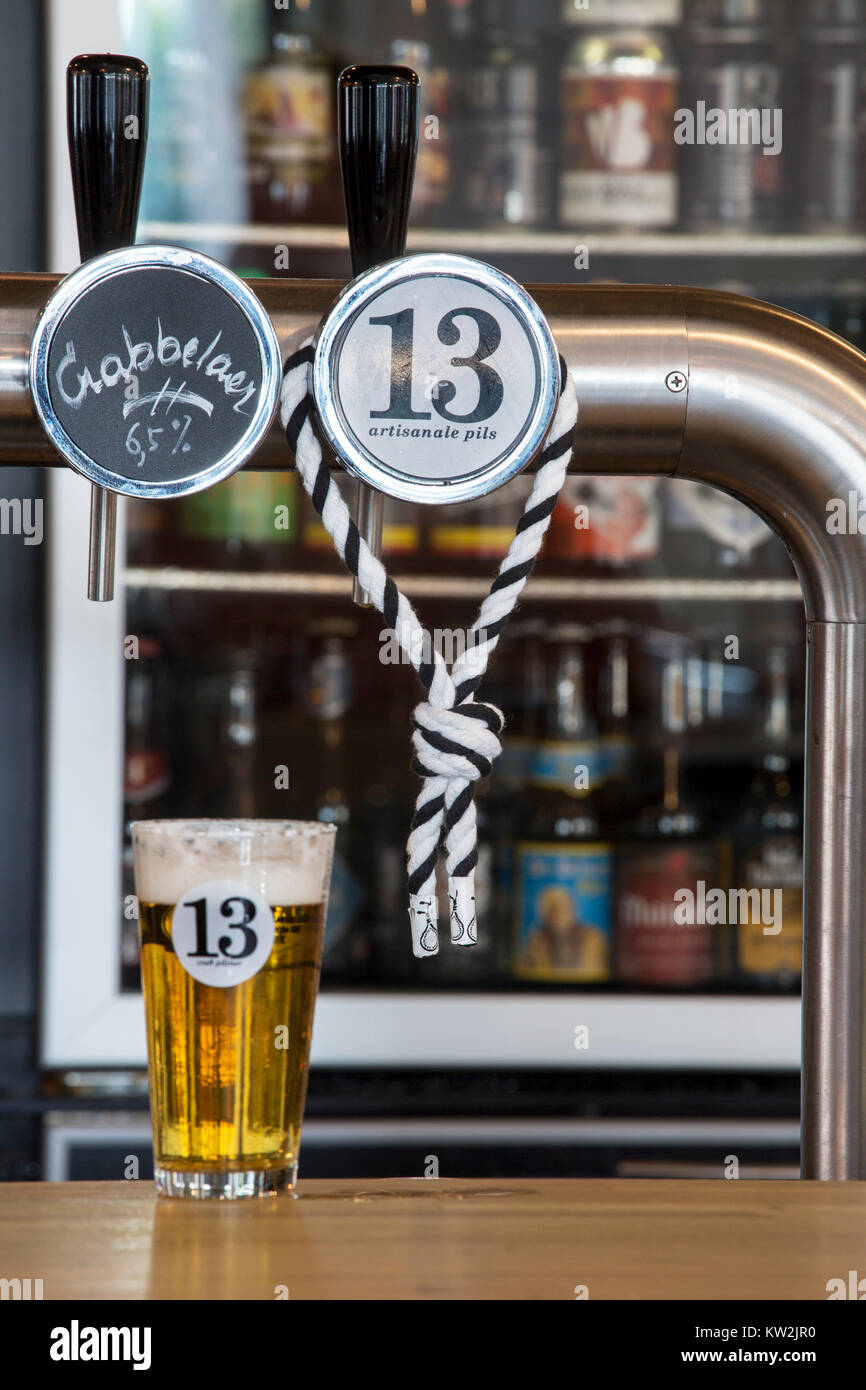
[36,0,866,1177]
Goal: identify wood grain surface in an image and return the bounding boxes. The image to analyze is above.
[1,1178,864,1300]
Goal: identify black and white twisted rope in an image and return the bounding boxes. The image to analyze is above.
[281,336,577,956]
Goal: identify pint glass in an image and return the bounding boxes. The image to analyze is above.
[132,820,336,1198]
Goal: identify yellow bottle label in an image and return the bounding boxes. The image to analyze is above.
[736,838,802,980]
[431,525,515,556]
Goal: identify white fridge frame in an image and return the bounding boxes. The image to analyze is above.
[39,0,801,1071]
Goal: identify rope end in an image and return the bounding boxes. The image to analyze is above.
[449,876,477,947]
[409,895,439,957]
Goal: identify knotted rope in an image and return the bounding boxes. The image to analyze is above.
[281,339,577,956]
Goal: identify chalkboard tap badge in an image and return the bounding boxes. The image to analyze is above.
[29,243,282,500]
[284,248,578,957]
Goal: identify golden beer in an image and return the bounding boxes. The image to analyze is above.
[133,821,335,1199]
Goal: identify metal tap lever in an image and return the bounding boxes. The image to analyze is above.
[67,54,149,601]
[337,65,419,606]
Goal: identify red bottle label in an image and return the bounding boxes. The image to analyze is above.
[560,72,678,226]
[615,843,718,986]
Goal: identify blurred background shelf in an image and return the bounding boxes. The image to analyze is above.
[123,567,804,602]
[142,222,866,290]
[142,220,866,259]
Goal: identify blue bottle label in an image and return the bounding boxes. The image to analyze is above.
[529,741,607,797]
[513,841,613,981]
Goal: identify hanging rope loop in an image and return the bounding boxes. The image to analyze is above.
[281,338,577,958]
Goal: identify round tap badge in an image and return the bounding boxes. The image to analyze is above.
[313,253,560,505]
[29,245,281,497]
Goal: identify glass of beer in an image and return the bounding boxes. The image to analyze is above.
[132,819,336,1199]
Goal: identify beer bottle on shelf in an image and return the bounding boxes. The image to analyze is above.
[173,470,299,571]
[795,1,866,233]
[122,599,174,991]
[512,624,614,983]
[559,9,679,230]
[475,618,547,974]
[595,619,636,820]
[679,0,788,234]
[358,781,415,984]
[388,0,452,226]
[427,474,533,573]
[732,645,803,991]
[304,619,368,979]
[492,617,547,796]
[614,649,725,989]
[242,10,339,225]
[458,0,555,229]
[215,654,259,821]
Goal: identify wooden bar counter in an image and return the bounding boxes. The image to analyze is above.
[2,1178,865,1300]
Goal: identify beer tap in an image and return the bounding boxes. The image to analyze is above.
[67,54,149,602]
[337,65,419,607]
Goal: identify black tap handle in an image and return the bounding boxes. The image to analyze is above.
[338,65,419,277]
[67,54,149,262]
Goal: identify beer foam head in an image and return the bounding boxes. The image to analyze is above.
[131,820,336,906]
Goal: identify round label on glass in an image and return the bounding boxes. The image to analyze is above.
[171,879,276,988]
[30,245,281,498]
[313,253,559,505]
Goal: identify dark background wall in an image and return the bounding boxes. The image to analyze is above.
[0,0,45,1137]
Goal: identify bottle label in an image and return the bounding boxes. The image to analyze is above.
[178,472,297,543]
[666,480,772,558]
[304,519,419,556]
[563,0,681,23]
[124,748,170,803]
[430,480,531,558]
[548,477,661,561]
[430,524,516,557]
[530,741,607,796]
[513,841,613,981]
[244,66,331,165]
[307,652,352,721]
[736,837,803,981]
[560,74,678,227]
[615,844,719,986]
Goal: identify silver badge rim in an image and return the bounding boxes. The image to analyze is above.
[312,252,560,506]
[29,244,282,499]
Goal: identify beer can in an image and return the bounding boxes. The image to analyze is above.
[679,1,787,232]
[460,0,556,228]
[797,1,866,232]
